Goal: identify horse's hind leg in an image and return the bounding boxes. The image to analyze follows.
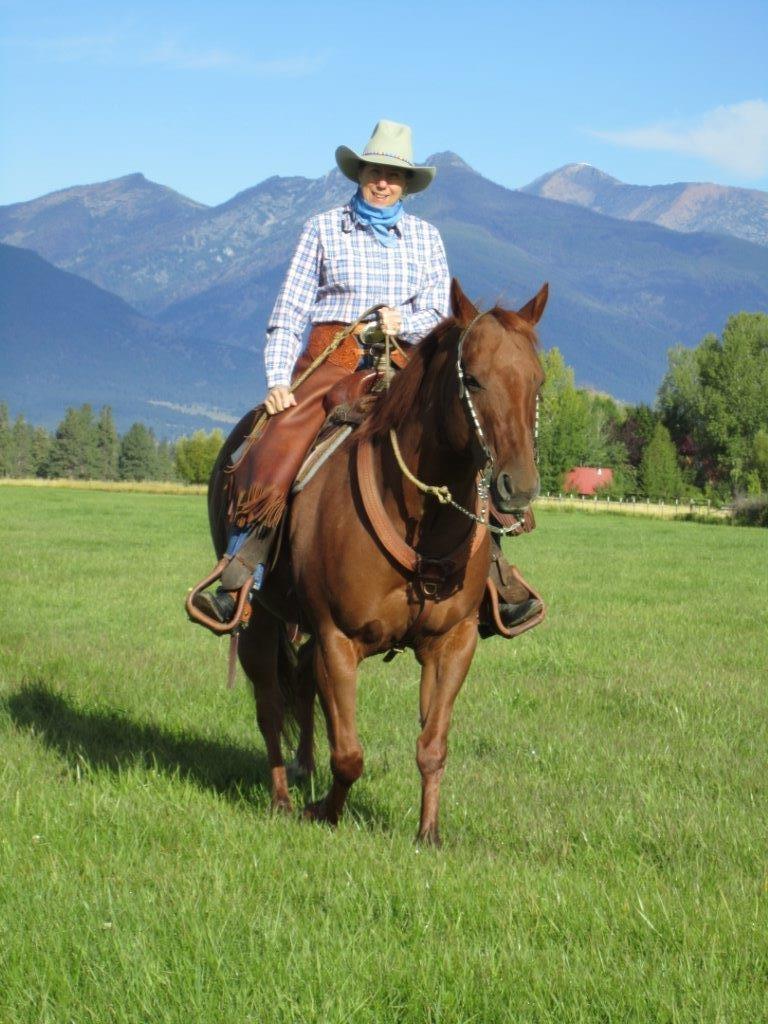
[415,619,477,846]
[237,604,292,813]
[304,630,362,826]
[286,636,316,782]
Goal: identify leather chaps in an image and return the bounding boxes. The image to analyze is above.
[226,324,360,530]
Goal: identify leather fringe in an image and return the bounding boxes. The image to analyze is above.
[228,483,287,530]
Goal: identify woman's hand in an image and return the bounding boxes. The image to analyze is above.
[378,306,402,337]
[264,386,297,416]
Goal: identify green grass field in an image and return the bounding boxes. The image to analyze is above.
[1,486,766,1023]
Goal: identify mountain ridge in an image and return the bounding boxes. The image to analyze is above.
[2,155,768,425]
[521,163,768,247]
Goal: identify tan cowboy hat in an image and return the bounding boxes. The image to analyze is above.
[335,119,436,194]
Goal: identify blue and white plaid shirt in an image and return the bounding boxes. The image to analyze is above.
[265,200,451,388]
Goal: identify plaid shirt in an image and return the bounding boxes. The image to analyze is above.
[265,200,450,388]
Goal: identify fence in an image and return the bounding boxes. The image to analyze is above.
[537,493,733,522]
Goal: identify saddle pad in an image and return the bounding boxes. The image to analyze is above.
[292,423,353,494]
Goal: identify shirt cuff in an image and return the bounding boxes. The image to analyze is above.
[265,370,292,390]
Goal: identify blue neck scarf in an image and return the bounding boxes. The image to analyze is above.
[351,189,403,248]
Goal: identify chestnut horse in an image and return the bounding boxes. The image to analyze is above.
[208,279,547,844]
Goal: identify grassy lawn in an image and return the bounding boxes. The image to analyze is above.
[1,486,766,1023]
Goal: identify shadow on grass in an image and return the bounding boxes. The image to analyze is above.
[5,681,271,805]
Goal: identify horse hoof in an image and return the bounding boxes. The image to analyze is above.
[287,758,313,784]
[416,829,442,849]
[302,799,337,826]
[271,796,293,815]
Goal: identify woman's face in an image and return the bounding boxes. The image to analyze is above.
[358,163,406,206]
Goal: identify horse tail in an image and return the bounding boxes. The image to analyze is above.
[276,627,317,762]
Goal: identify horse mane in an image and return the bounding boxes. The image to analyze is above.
[355,307,539,444]
[356,318,457,443]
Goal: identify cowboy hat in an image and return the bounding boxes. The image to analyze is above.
[335,119,436,194]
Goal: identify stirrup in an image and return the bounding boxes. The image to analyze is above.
[185,556,253,635]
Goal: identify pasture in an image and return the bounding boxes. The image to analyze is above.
[1,485,766,1023]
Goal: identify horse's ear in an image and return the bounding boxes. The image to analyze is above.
[517,282,549,325]
[450,278,479,326]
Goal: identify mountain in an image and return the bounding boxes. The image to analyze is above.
[0,243,254,434]
[2,155,768,412]
[521,164,768,248]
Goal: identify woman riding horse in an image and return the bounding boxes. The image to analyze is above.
[192,119,541,634]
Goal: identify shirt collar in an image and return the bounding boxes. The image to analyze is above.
[341,201,404,237]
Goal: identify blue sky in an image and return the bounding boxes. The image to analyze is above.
[2,0,767,206]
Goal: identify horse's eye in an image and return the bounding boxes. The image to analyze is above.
[463,372,483,391]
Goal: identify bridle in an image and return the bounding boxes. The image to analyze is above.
[389,312,541,535]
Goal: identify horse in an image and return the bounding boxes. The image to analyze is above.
[207,278,547,844]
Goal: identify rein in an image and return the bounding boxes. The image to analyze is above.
[389,313,539,536]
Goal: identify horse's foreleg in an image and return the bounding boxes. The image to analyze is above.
[415,619,477,846]
[304,630,361,826]
[238,605,292,813]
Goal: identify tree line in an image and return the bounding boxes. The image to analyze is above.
[0,403,223,485]
[2,311,766,507]
[538,311,767,507]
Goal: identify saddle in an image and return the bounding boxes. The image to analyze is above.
[294,369,379,493]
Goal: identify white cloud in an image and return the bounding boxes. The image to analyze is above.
[592,100,768,178]
[142,43,325,77]
[3,34,324,78]
[3,34,119,63]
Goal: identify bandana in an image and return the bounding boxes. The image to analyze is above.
[350,189,403,248]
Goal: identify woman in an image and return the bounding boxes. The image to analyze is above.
[194,120,540,633]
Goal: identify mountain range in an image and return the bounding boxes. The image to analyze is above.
[522,163,768,247]
[2,154,767,434]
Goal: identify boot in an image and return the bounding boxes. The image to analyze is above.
[220,526,276,591]
[479,536,545,639]
[191,587,237,624]
[498,597,543,629]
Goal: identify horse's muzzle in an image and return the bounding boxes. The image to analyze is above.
[492,470,540,513]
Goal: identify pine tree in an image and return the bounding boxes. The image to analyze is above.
[95,406,119,480]
[46,405,99,479]
[640,423,684,499]
[30,426,52,477]
[0,403,12,477]
[10,415,33,476]
[118,423,158,481]
[155,439,178,481]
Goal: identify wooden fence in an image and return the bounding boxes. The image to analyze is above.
[537,494,732,521]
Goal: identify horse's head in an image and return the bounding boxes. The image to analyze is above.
[444,279,547,513]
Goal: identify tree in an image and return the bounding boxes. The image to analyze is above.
[536,349,628,492]
[95,407,119,480]
[0,403,12,477]
[614,404,657,469]
[537,349,588,492]
[175,429,224,485]
[10,415,33,476]
[155,439,178,482]
[658,314,768,495]
[46,405,100,479]
[118,423,158,481]
[640,423,684,499]
[30,426,52,477]
[753,429,768,492]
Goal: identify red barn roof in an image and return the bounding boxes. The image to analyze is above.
[563,466,614,495]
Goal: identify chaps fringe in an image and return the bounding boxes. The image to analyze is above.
[227,482,287,530]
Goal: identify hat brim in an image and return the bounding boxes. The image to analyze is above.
[335,146,435,194]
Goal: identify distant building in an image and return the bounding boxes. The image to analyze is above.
[563,466,614,496]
